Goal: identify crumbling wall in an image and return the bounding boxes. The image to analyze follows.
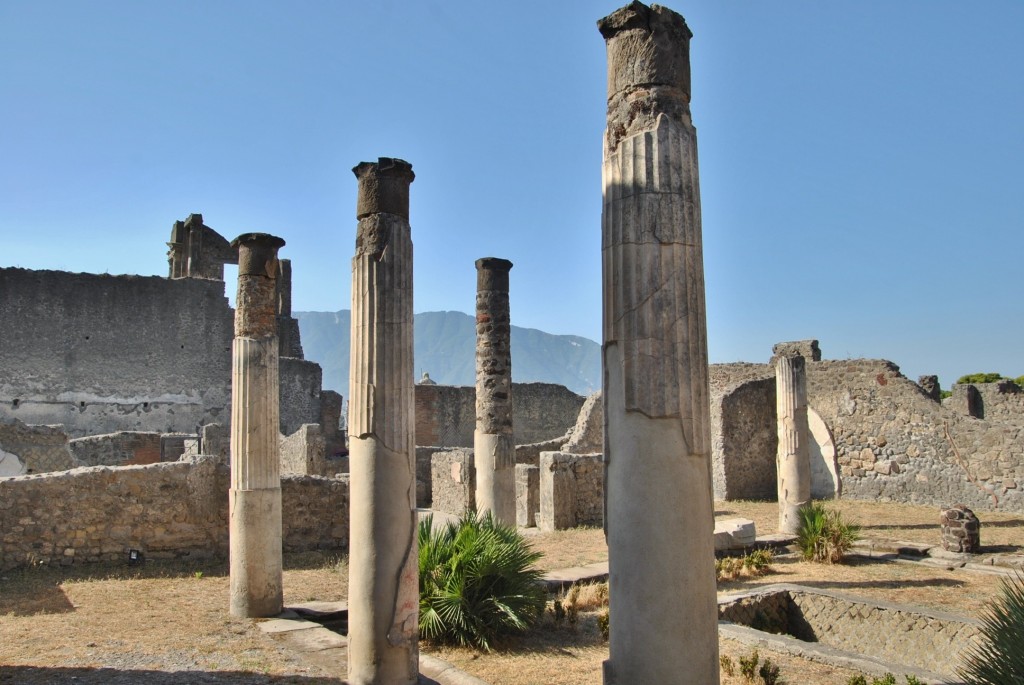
[807,360,1024,512]
[279,424,325,476]
[712,375,776,500]
[944,381,1024,424]
[0,417,74,474]
[69,431,163,467]
[537,452,603,531]
[429,448,475,516]
[0,456,349,571]
[414,382,584,448]
[0,268,234,438]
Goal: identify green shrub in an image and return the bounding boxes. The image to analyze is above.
[1015,375,1024,387]
[720,654,735,676]
[957,570,1024,684]
[597,608,610,640]
[758,658,781,684]
[418,511,546,650]
[956,372,1005,384]
[796,502,860,564]
[739,649,759,680]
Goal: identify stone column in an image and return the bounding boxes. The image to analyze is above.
[347,157,418,685]
[598,4,719,684]
[776,354,811,535]
[474,257,515,524]
[228,232,286,618]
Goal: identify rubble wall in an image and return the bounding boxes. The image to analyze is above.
[69,431,164,467]
[0,456,349,571]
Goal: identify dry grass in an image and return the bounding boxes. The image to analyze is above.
[2,499,1020,684]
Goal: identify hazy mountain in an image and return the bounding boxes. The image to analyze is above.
[295,310,600,397]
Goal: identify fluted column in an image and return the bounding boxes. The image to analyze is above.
[474,257,515,524]
[229,232,286,618]
[776,354,811,534]
[599,3,719,684]
[347,157,418,685]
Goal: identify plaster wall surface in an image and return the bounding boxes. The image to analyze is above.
[0,417,75,474]
[69,431,163,467]
[0,268,234,438]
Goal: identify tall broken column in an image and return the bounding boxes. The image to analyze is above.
[474,257,515,524]
[347,158,419,685]
[599,3,719,683]
[776,353,811,534]
[229,232,286,618]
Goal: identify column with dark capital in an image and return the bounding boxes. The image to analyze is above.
[347,157,419,685]
[776,353,811,534]
[598,2,719,682]
[229,232,286,618]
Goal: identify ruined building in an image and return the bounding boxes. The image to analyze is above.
[0,214,342,476]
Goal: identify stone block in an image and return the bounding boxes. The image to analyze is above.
[515,464,539,528]
[714,518,757,550]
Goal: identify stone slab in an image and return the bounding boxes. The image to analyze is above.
[257,617,321,634]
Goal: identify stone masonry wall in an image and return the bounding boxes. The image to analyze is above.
[945,381,1024,424]
[0,456,349,571]
[279,357,323,435]
[414,382,584,448]
[68,431,164,467]
[429,448,475,516]
[537,452,603,531]
[0,417,74,475]
[279,424,325,476]
[808,360,1024,512]
[712,375,776,500]
[719,584,981,679]
[0,268,234,438]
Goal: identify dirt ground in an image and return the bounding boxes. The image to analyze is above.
[1,499,1020,684]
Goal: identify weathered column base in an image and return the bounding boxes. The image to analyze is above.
[229,488,283,618]
[347,436,419,685]
[473,431,515,525]
[603,346,719,685]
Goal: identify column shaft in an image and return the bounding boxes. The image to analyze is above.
[474,257,515,524]
[776,354,811,534]
[347,158,419,685]
[229,232,286,618]
[599,4,719,683]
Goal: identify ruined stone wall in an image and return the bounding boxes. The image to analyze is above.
[807,360,1024,512]
[0,268,234,438]
[0,417,74,475]
[429,448,475,516]
[279,357,323,435]
[0,456,349,571]
[537,452,603,531]
[945,381,1024,424]
[711,375,776,500]
[414,382,584,448]
[279,424,325,476]
[68,431,163,467]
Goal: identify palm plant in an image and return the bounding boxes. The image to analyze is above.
[796,502,859,563]
[418,510,546,650]
[958,570,1024,684]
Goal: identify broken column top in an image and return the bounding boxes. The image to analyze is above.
[231,233,286,277]
[352,157,415,220]
[772,340,822,362]
[598,2,691,98]
[475,257,513,291]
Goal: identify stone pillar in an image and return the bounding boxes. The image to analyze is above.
[474,257,515,524]
[347,157,418,685]
[776,354,811,535]
[228,232,286,618]
[598,4,719,683]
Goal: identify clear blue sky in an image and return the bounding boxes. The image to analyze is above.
[2,1,1021,389]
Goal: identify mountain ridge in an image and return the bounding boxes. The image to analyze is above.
[295,310,601,397]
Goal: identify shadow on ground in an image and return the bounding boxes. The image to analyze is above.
[0,666,342,684]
